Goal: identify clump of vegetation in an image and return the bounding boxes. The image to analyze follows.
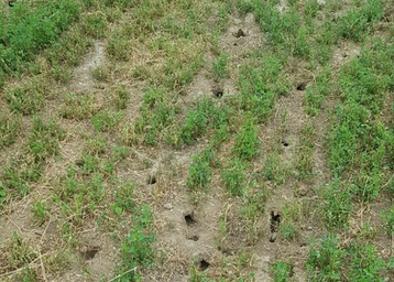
[176,98,229,147]
[133,87,176,145]
[187,148,215,191]
[238,54,288,122]
[5,78,47,115]
[212,52,229,80]
[306,235,345,281]
[28,117,65,162]
[233,116,260,161]
[222,159,246,197]
[263,152,287,185]
[114,85,130,110]
[91,110,123,132]
[0,0,81,76]
[295,123,315,180]
[117,205,155,282]
[322,179,352,230]
[61,92,98,120]
[272,261,293,282]
[0,112,22,149]
[6,233,38,271]
[304,67,332,115]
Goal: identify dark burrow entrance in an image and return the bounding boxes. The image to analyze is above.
[184,212,197,225]
[269,211,281,242]
[281,139,289,147]
[198,259,210,271]
[234,28,246,38]
[147,175,156,185]
[212,85,223,98]
[296,82,307,91]
[187,234,199,241]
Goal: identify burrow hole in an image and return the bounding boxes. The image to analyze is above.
[184,212,196,226]
[296,82,307,91]
[187,234,199,241]
[270,211,281,233]
[234,28,246,38]
[281,140,289,147]
[212,86,223,98]
[198,259,210,271]
[147,175,156,185]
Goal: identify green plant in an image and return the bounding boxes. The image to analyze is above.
[222,159,246,196]
[304,67,332,115]
[322,179,352,229]
[61,92,97,120]
[114,86,130,110]
[28,117,65,162]
[187,149,214,191]
[0,112,22,149]
[112,182,135,216]
[306,235,344,281]
[91,110,123,132]
[381,207,394,237]
[212,52,229,80]
[295,124,315,180]
[0,160,42,198]
[0,0,81,74]
[117,205,155,282]
[272,261,293,282]
[238,54,287,122]
[263,152,286,185]
[91,65,110,81]
[233,117,260,161]
[279,223,297,241]
[134,87,176,145]
[32,200,48,225]
[82,12,107,38]
[8,233,38,270]
[348,243,385,281]
[338,0,383,42]
[107,30,130,61]
[5,79,47,115]
[178,99,220,146]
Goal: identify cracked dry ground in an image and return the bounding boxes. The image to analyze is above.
[0,1,393,282]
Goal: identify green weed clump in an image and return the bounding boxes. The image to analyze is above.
[28,117,65,162]
[5,78,47,115]
[347,243,385,281]
[263,152,287,185]
[322,179,352,230]
[233,116,260,161]
[177,98,229,146]
[212,52,229,80]
[295,124,315,180]
[61,92,97,120]
[117,205,155,282]
[91,110,123,132]
[0,112,22,149]
[0,160,42,200]
[272,261,293,282]
[382,207,394,237]
[133,87,176,145]
[328,41,392,202]
[239,54,288,122]
[0,0,81,75]
[187,148,215,191]
[337,0,383,42]
[222,159,246,197]
[304,67,332,116]
[306,235,345,281]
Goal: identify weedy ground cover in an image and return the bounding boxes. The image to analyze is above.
[0,0,392,281]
